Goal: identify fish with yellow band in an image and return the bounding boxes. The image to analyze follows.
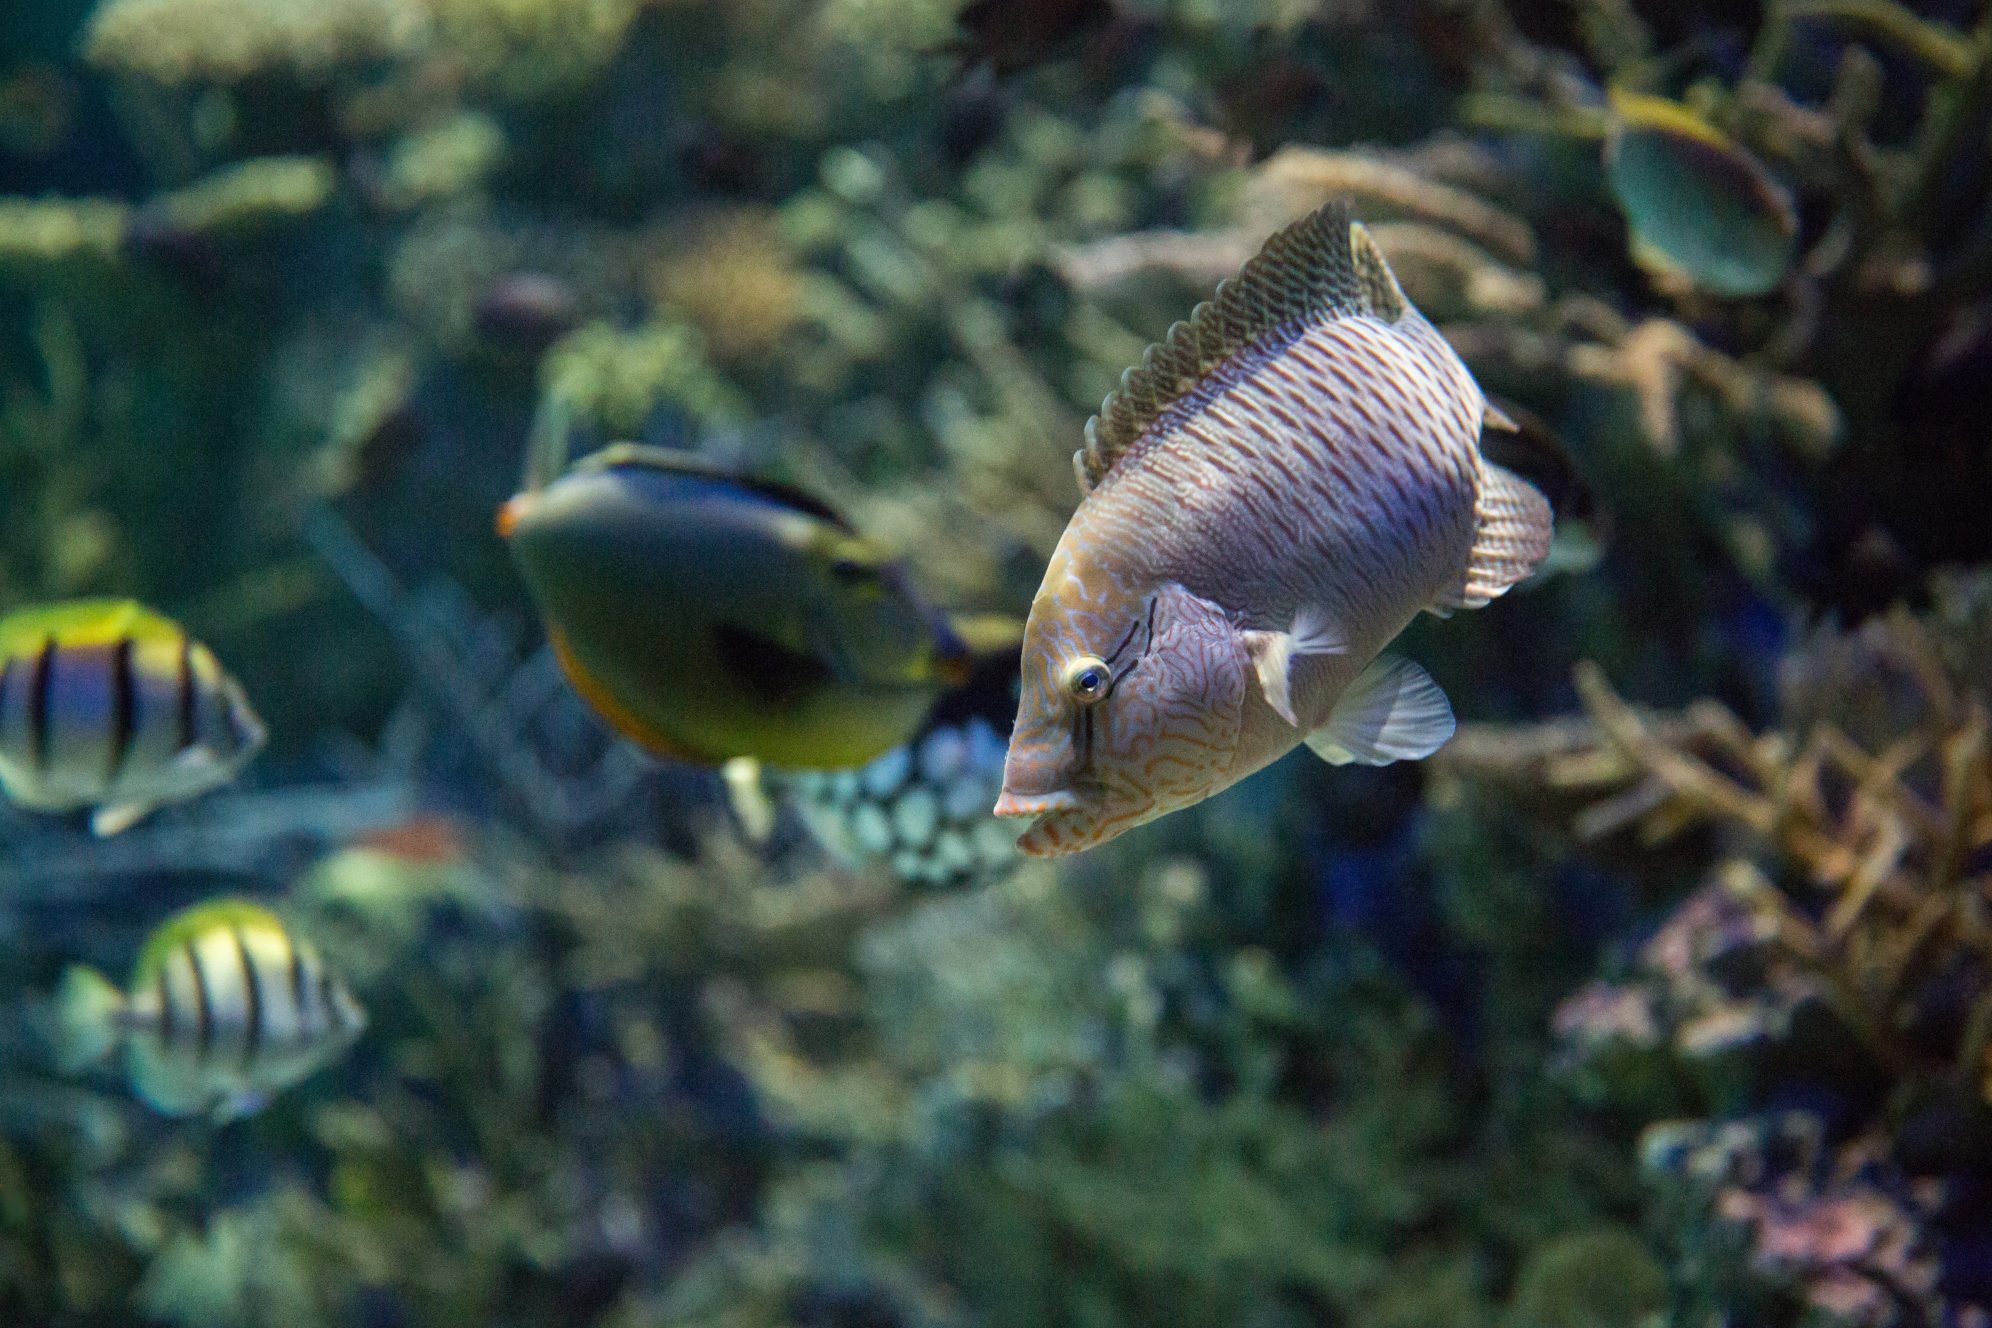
[55,899,366,1122]
[994,202,1554,856]
[501,445,972,770]
[0,600,266,836]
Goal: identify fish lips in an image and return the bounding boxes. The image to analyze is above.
[992,787,1102,857]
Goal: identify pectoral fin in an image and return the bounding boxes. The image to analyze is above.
[91,801,156,837]
[1241,605,1348,727]
[1304,655,1454,765]
[721,757,777,843]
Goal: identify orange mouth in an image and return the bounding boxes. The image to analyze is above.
[495,494,529,539]
[992,789,1081,819]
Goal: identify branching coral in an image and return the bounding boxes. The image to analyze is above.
[1441,573,1992,1322]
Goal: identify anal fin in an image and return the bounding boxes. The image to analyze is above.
[1433,461,1554,612]
[1305,655,1455,765]
[1242,605,1348,727]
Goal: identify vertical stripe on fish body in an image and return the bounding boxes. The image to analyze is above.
[0,600,266,835]
[58,900,366,1121]
[996,203,1554,856]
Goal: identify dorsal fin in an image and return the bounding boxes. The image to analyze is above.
[1074,202,1410,494]
[579,443,856,532]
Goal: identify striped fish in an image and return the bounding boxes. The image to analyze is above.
[992,203,1554,856]
[0,600,266,835]
[55,899,366,1121]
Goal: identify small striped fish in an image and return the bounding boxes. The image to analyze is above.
[994,203,1554,855]
[0,600,266,835]
[56,899,366,1121]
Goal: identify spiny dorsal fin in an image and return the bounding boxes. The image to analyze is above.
[1350,222,1407,323]
[1076,202,1411,494]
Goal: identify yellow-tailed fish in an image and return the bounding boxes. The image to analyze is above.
[1604,89,1797,298]
[0,600,266,835]
[994,202,1553,856]
[500,445,970,769]
[725,615,1023,888]
[55,899,365,1122]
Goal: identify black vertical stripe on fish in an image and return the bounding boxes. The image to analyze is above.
[288,933,308,1043]
[0,655,13,746]
[320,969,343,1033]
[29,637,55,774]
[1103,619,1140,667]
[185,941,213,1064]
[157,966,176,1048]
[175,634,196,752]
[233,927,262,1069]
[107,637,136,785]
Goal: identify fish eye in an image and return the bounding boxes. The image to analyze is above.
[1062,655,1110,704]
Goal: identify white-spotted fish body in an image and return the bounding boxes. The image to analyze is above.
[995,203,1553,856]
[56,899,365,1122]
[729,618,1024,888]
[0,600,265,836]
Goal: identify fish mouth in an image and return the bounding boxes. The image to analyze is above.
[992,789,1082,819]
[1013,807,1097,858]
[495,493,531,539]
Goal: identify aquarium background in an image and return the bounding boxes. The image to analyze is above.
[2,0,1991,1324]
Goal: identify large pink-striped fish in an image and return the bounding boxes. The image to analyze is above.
[992,202,1553,856]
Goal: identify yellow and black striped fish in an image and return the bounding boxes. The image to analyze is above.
[55,899,366,1122]
[0,600,266,835]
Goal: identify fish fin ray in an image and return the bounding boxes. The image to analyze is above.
[1434,461,1554,611]
[1349,221,1407,323]
[1242,604,1348,728]
[1076,202,1409,492]
[91,802,155,837]
[1305,654,1454,765]
[1483,400,1520,433]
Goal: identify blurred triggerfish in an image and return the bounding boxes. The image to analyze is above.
[0,599,265,835]
[994,202,1554,855]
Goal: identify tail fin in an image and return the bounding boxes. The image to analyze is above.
[54,966,126,1074]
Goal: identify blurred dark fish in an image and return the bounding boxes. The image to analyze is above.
[726,615,1023,888]
[1480,396,1599,530]
[1605,89,1797,297]
[945,0,1118,77]
[121,207,226,291]
[0,600,265,835]
[995,203,1553,856]
[55,899,365,1122]
[474,272,581,360]
[1213,52,1332,153]
[501,445,971,770]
